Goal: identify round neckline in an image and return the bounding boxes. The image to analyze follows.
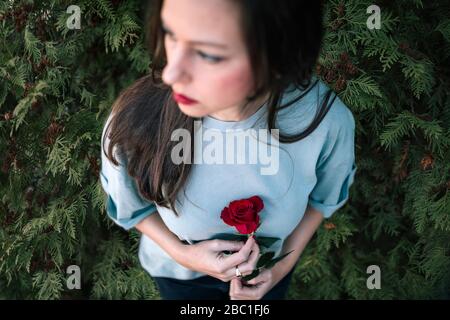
[202,102,269,131]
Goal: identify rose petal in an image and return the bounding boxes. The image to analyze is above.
[247,220,259,234]
[229,200,251,214]
[249,196,264,213]
[233,211,254,223]
[220,207,234,226]
[222,197,263,234]
[235,223,250,234]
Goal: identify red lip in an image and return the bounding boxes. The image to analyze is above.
[173,92,198,105]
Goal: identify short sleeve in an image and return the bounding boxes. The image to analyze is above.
[308,106,357,218]
[99,114,157,230]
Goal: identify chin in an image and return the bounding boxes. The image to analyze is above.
[177,104,206,119]
[180,108,206,118]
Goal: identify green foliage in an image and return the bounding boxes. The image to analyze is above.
[302,0,450,299]
[0,0,449,300]
[0,0,158,299]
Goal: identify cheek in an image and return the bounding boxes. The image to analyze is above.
[204,63,254,105]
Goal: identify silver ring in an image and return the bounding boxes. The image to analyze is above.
[235,266,242,278]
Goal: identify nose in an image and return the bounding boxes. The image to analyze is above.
[162,44,191,86]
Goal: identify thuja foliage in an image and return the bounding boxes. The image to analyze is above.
[0,0,449,299]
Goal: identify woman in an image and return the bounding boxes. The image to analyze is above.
[100,0,357,300]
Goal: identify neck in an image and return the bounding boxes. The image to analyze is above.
[208,92,271,122]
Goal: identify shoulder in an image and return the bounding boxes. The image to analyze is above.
[320,81,355,130]
[277,77,355,137]
[302,78,354,130]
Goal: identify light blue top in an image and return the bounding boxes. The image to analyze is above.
[99,79,357,280]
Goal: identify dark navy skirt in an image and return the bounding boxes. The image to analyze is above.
[152,267,295,300]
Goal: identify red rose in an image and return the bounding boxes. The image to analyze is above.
[220,196,264,235]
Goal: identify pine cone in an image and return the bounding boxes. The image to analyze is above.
[335,76,347,92]
[26,207,33,219]
[13,7,28,32]
[23,3,34,13]
[325,70,337,83]
[30,260,39,273]
[316,64,323,75]
[31,100,42,112]
[36,193,49,207]
[88,155,100,177]
[394,168,409,183]
[43,121,64,146]
[347,63,358,76]
[420,154,434,171]
[121,260,133,270]
[324,222,336,230]
[1,160,10,174]
[337,2,345,17]
[13,157,23,170]
[42,56,49,66]
[3,212,16,227]
[340,52,349,62]
[4,112,13,121]
[331,19,343,31]
[24,82,34,96]
[43,259,55,272]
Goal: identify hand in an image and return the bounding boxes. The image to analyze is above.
[179,236,260,282]
[229,268,278,300]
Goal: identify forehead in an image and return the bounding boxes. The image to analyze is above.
[160,0,245,48]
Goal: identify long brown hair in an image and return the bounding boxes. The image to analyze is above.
[102,0,336,216]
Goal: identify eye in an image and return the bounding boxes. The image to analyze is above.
[161,26,175,39]
[196,51,224,64]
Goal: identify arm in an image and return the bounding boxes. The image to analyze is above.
[270,204,324,284]
[134,211,187,264]
[134,212,257,281]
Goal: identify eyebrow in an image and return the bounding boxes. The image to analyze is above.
[160,17,229,50]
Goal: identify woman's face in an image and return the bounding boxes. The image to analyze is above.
[160,0,262,121]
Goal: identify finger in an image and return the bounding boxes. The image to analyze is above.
[222,239,256,281]
[214,240,245,253]
[234,281,260,300]
[245,274,264,286]
[221,237,255,269]
[246,278,262,286]
[236,241,260,275]
[246,269,269,286]
[232,277,242,290]
[229,278,242,299]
